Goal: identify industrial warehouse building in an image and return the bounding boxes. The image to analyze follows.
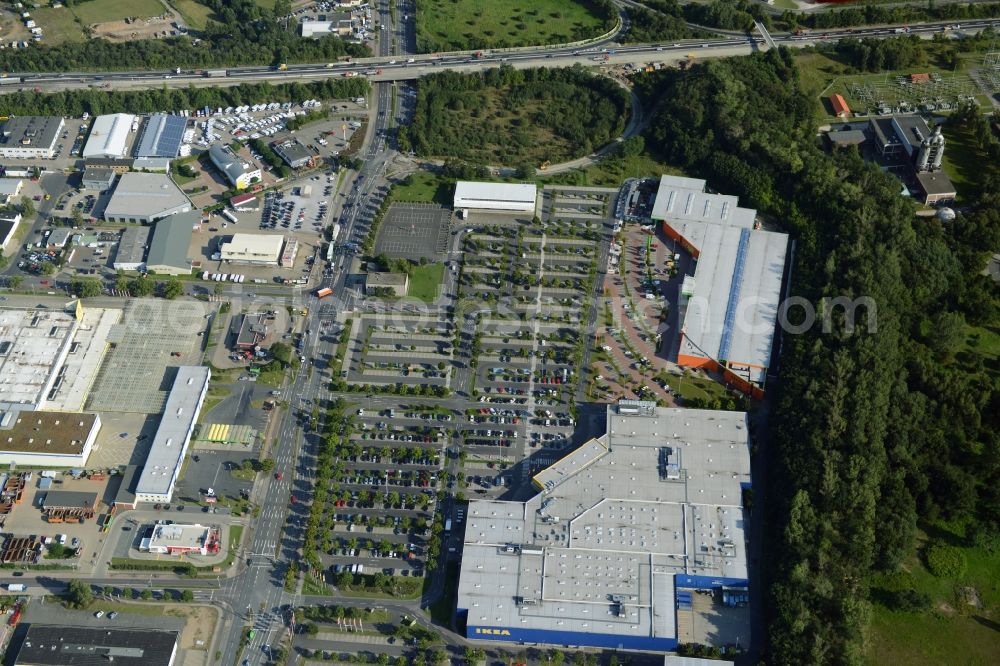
[104,172,192,224]
[134,366,210,504]
[219,233,284,266]
[0,305,118,413]
[112,225,151,271]
[135,114,187,158]
[0,411,102,467]
[458,400,751,652]
[11,624,179,666]
[83,113,135,159]
[209,143,260,190]
[272,139,313,169]
[0,116,64,159]
[650,175,788,398]
[145,211,198,275]
[454,181,537,213]
[81,167,116,191]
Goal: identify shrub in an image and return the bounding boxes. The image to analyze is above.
[924,541,967,578]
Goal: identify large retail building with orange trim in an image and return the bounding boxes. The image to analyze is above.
[650,175,789,398]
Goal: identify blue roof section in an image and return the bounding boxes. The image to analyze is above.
[717,227,751,362]
[136,114,186,158]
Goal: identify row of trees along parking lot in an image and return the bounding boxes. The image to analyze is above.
[0,78,370,118]
[635,49,999,663]
[0,0,369,72]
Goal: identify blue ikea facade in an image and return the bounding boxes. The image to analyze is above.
[461,619,679,652]
[460,574,749,652]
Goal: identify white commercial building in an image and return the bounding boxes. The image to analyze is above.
[139,523,216,555]
[0,411,102,467]
[209,143,260,190]
[650,175,788,395]
[0,116,64,159]
[0,178,23,203]
[0,212,21,251]
[454,181,537,213]
[219,233,284,266]
[134,366,210,504]
[458,400,751,652]
[83,113,136,159]
[0,304,118,412]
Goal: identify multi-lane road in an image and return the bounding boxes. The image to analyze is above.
[5,18,999,93]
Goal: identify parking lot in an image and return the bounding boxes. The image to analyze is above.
[259,173,337,234]
[340,316,454,392]
[375,204,451,261]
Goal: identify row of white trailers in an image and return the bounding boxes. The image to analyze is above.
[201,272,267,284]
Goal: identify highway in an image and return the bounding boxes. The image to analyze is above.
[4,19,999,93]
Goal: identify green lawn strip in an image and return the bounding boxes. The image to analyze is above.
[302,573,333,596]
[171,0,217,30]
[406,263,445,303]
[962,324,1000,361]
[940,121,986,200]
[425,562,459,624]
[392,170,453,204]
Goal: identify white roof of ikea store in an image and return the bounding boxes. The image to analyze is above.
[651,175,787,382]
[135,366,210,498]
[458,401,750,643]
[83,113,135,159]
[454,181,537,212]
[650,174,757,229]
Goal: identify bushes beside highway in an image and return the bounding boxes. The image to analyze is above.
[0,77,370,118]
[781,2,1000,30]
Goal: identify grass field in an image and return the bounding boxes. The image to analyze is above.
[32,6,87,44]
[940,121,986,199]
[407,263,445,302]
[34,0,163,44]
[866,521,1000,665]
[416,0,608,53]
[392,170,453,204]
[172,0,216,30]
[72,0,163,24]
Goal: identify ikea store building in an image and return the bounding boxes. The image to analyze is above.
[457,400,752,652]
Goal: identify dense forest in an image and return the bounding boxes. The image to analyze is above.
[0,0,368,72]
[782,2,1000,30]
[621,0,768,41]
[0,77,369,117]
[637,49,999,663]
[401,65,629,168]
